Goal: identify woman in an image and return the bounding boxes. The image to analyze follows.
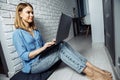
[13,3,112,80]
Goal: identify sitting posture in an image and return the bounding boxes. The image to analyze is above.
[13,3,112,80]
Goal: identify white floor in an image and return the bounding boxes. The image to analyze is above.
[48,35,116,80]
[0,35,116,80]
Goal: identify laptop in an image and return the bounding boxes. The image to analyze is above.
[42,13,72,53]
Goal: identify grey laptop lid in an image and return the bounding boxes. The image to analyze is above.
[55,13,72,44]
[41,13,72,53]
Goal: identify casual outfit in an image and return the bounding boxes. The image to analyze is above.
[13,28,87,74]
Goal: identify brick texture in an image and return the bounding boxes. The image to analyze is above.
[0,0,77,78]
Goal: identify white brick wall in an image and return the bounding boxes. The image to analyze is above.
[0,0,77,78]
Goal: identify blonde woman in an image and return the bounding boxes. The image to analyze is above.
[13,3,112,80]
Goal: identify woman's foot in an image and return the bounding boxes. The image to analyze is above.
[92,67,112,78]
[83,66,112,80]
[90,69,112,80]
[86,62,112,77]
[102,70,111,75]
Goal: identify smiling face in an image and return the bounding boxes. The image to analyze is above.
[14,3,36,30]
[20,6,34,25]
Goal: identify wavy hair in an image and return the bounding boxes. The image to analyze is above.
[14,3,37,31]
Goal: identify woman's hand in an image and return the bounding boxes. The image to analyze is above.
[52,39,56,42]
[29,39,56,59]
[43,41,55,49]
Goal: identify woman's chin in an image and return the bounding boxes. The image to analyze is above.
[28,20,33,23]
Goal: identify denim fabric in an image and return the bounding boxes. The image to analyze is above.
[13,29,45,73]
[31,42,87,74]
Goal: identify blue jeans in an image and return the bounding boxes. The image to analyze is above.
[31,42,87,74]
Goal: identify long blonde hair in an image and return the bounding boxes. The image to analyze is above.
[14,3,37,31]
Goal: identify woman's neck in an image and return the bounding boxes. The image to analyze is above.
[29,28,34,37]
[22,19,30,28]
[22,20,34,36]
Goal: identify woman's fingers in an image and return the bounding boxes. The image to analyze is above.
[46,42,55,47]
[52,39,56,42]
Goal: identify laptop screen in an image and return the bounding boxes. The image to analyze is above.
[56,13,72,44]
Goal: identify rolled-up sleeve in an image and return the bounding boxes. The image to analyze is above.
[13,32,30,61]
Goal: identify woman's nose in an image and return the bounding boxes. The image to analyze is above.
[30,13,34,17]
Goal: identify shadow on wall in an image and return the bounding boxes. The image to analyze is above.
[34,16,60,42]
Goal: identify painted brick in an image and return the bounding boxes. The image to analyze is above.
[2,25,13,32]
[0,0,7,3]
[0,2,16,11]
[7,0,24,5]
[0,10,10,18]
[7,45,16,54]
[3,29,13,38]
[2,18,14,25]
[6,39,13,47]
[10,11,15,18]
[27,0,38,5]
[0,0,77,77]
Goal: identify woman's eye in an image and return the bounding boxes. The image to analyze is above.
[27,11,33,14]
[27,11,30,14]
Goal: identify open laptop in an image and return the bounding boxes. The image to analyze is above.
[42,13,72,53]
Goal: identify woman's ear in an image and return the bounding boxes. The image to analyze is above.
[19,12,22,18]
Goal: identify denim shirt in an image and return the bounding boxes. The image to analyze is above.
[13,28,45,73]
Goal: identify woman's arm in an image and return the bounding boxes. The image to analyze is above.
[29,41,55,59]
